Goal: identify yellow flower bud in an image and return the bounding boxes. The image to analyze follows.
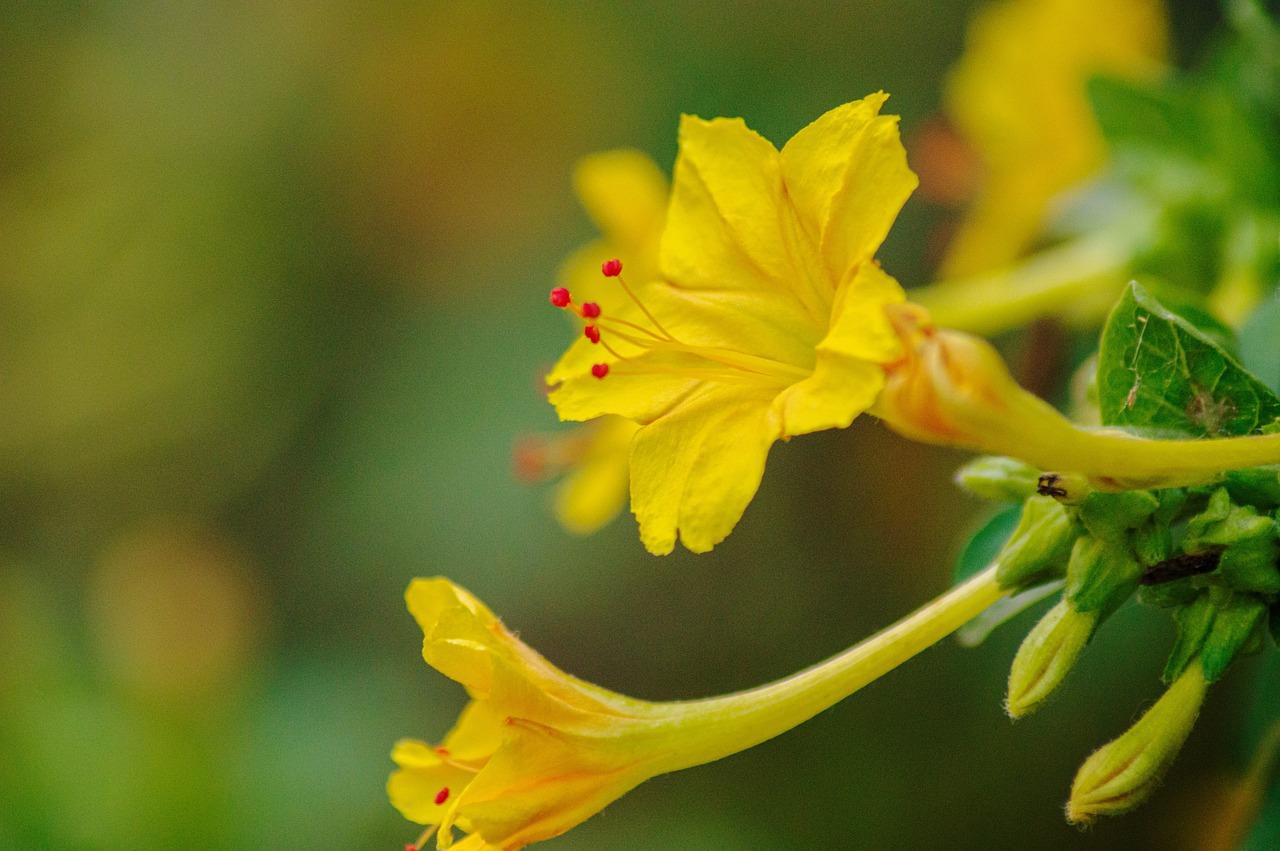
[1067,659,1209,823]
[1006,599,1097,718]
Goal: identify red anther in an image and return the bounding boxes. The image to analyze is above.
[584,325,601,344]
[581,301,601,318]
[591,363,610,379]
[549,287,571,307]
[435,787,451,805]
[601,258,622,277]
[406,844,418,851]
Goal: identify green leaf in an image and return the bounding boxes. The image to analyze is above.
[1096,282,1280,436]
[953,506,1021,585]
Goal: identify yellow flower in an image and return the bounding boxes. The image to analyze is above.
[940,0,1167,277]
[546,93,917,554]
[389,569,1006,849]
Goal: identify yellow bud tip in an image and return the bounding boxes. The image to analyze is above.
[1066,660,1209,823]
[1006,601,1096,719]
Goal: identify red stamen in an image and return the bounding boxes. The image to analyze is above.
[406,844,418,851]
[591,363,610,379]
[581,301,601,318]
[549,287,571,307]
[584,325,601,344]
[601,258,622,277]
[435,787,451,805]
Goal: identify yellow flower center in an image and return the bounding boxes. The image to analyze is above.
[550,257,812,390]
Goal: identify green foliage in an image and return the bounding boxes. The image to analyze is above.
[1096,282,1280,436]
[953,506,1021,585]
[1087,4,1280,303]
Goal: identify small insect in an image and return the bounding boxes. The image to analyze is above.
[1125,379,1140,410]
[1036,473,1068,499]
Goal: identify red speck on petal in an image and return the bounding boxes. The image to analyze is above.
[584,326,601,344]
[581,301,601,318]
[549,287,571,307]
[601,258,622,277]
[591,363,609,379]
[435,787,451,805]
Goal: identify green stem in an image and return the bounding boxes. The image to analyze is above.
[911,236,1128,337]
[658,565,1004,770]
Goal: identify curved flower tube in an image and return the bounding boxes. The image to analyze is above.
[939,0,1167,277]
[876,309,1280,488]
[390,570,1003,850]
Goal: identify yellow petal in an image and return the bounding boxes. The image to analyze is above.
[441,700,507,762]
[771,263,903,436]
[547,350,702,423]
[629,385,779,554]
[554,417,637,535]
[572,149,668,254]
[779,93,918,283]
[455,720,646,850]
[405,578,650,726]
[387,739,480,825]
[660,114,828,325]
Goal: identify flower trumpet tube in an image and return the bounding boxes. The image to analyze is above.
[874,308,1280,489]
[390,569,1004,850]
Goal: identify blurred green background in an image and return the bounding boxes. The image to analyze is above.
[0,1,1267,848]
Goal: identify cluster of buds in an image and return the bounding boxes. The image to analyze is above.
[957,456,1280,822]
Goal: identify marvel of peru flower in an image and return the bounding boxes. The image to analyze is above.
[544,93,1280,555]
[547,93,917,554]
[939,0,1167,277]
[390,570,1005,849]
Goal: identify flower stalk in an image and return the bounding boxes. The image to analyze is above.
[875,315,1280,488]
[912,236,1130,337]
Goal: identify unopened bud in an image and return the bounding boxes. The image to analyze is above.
[955,456,1041,502]
[1065,537,1144,617]
[1067,660,1209,823]
[1077,490,1159,542]
[1006,599,1097,718]
[1186,488,1274,549]
[1201,593,1268,681]
[994,496,1078,589]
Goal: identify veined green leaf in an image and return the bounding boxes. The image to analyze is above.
[1097,282,1280,436]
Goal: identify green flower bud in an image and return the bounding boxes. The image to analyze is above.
[994,496,1078,590]
[1201,593,1268,681]
[1162,593,1214,683]
[1065,537,1144,617]
[954,456,1041,502]
[1006,599,1097,719]
[1067,660,1209,824]
[1077,490,1160,542]
[1217,538,1280,595]
[1132,521,1173,567]
[1185,488,1274,549]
